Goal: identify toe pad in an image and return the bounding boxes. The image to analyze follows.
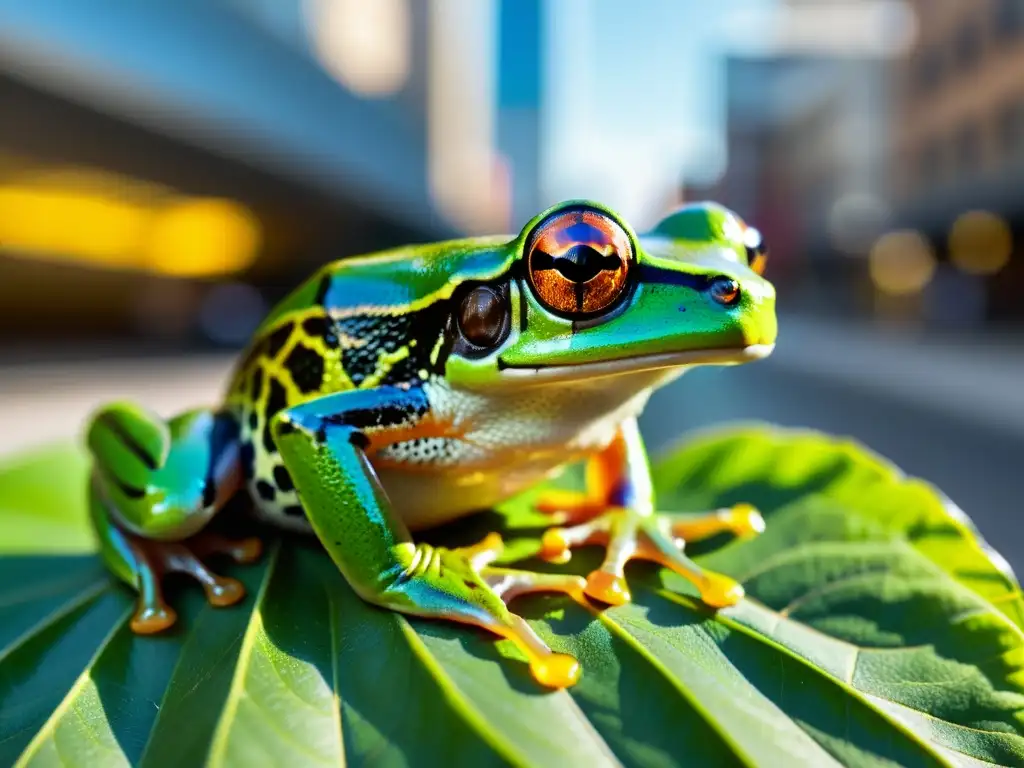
[585,570,631,606]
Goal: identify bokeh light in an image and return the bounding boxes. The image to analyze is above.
[0,167,261,278]
[146,199,262,278]
[0,186,148,268]
[869,230,937,295]
[948,210,1013,276]
[304,0,411,97]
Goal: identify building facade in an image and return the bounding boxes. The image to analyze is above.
[888,0,1024,324]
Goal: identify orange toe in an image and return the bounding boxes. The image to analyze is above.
[131,604,178,634]
[728,504,765,536]
[530,653,581,688]
[232,537,264,564]
[699,573,744,608]
[205,577,246,607]
[540,529,572,563]
[585,570,631,606]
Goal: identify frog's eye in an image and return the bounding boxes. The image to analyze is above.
[526,208,633,317]
[457,285,510,349]
[743,226,768,275]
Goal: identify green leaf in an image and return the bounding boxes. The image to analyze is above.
[1,424,1022,767]
[0,443,95,555]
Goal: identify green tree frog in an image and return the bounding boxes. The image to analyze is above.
[85,200,776,689]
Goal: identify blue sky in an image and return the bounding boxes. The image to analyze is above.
[541,0,777,225]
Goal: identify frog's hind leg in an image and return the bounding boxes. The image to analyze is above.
[86,403,262,633]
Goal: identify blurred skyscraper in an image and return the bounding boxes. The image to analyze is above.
[496,0,544,230]
[888,0,1024,325]
[0,0,457,344]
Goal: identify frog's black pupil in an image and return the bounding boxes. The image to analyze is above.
[531,245,621,284]
[458,287,505,347]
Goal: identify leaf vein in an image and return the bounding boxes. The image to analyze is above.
[12,600,133,768]
[206,545,281,768]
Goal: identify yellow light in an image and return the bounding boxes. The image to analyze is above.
[0,187,149,267]
[869,230,936,295]
[305,0,411,97]
[0,169,261,277]
[146,199,261,277]
[948,210,1013,275]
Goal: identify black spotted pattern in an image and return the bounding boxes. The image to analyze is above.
[302,316,339,348]
[333,300,451,387]
[251,367,265,402]
[285,343,325,394]
[263,378,289,453]
[273,465,294,492]
[266,323,294,359]
[240,440,256,479]
[256,479,276,501]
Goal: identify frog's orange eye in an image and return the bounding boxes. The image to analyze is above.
[744,227,768,275]
[525,208,633,317]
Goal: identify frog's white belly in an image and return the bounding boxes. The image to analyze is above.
[375,369,679,530]
[250,366,684,534]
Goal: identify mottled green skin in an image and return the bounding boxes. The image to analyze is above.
[85,199,777,685]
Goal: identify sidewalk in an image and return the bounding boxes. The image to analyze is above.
[0,353,234,458]
[0,315,1021,458]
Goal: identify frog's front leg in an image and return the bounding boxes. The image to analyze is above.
[270,386,587,688]
[535,418,764,608]
[87,403,262,633]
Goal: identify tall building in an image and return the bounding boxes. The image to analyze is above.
[887,0,1024,323]
[496,0,544,230]
[703,53,890,306]
[692,2,913,316]
[890,0,1024,209]
[0,0,455,343]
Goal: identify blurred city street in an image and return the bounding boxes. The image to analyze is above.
[1,2,1023,577]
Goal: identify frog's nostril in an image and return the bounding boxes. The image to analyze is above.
[708,277,741,306]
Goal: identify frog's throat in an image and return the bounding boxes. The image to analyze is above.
[491,343,775,386]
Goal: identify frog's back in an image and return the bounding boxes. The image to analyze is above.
[222,237,510,529]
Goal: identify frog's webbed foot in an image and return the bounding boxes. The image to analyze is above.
[127,530,263,634]
[538,503,764,609]
[392,533,587,688]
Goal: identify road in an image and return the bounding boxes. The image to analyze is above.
[2,315,1022,575]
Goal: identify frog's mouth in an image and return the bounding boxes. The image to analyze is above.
[494,343,774,385]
